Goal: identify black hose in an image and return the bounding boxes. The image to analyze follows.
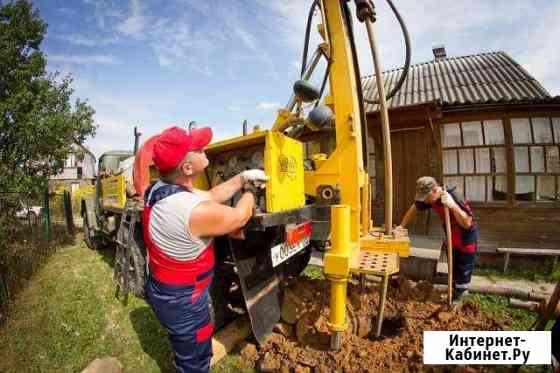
[342,0,369,170]
[364,0,411,104]
[314,59,331,108]
[301,0,318,79]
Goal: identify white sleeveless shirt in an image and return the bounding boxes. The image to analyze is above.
[147,181,211,261]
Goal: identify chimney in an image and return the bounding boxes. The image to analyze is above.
[432,44,446,61]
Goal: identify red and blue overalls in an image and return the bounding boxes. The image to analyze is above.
[143,183,215,373]
[416,187,478,295]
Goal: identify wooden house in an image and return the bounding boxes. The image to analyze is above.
[364,48,560,250]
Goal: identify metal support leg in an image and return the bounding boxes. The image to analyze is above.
[375,274,389,337]
[359,273,366,292]
[503,253,510,273]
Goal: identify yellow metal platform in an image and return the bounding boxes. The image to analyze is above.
[351,250,399,276]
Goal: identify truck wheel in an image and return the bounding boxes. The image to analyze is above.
[125,240,146,298]
[83,219,102,250]
[208,269,233,331]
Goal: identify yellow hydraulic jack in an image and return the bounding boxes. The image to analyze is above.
[323,205,353,350]
[324,205,402,349]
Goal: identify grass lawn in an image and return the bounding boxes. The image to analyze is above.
[0,236,249,373]
[476,261,560,284]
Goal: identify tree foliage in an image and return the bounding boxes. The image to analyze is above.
[0,0,97,197]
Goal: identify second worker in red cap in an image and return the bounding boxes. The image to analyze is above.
[142,126,268,373]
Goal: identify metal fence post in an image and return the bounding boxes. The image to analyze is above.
[64,190,74,235]
[43,189,50,242]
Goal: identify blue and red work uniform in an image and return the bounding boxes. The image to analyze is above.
[416,187,478,296]
[143,183,215,373]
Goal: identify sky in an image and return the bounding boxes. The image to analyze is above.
[24,0,560,157]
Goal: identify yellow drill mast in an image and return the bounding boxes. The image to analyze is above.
[273,0,411,349]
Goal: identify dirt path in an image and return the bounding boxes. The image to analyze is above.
[245,277,517,372]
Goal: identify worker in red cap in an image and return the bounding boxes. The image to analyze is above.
[142,126,267,373]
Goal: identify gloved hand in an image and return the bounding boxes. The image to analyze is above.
[241,169,268,188]
[441,191,458,210]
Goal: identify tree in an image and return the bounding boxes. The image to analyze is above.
[0,0,97,198]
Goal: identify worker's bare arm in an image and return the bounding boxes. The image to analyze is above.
[449,205,472,229]
[190,192,254,237]
[207,174,243,203]
[441,191,473,229]
[398,204,417,228]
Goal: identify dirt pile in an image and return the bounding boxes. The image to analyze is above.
[245,277,509,372]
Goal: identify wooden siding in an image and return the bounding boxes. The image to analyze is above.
[368,103,560,249]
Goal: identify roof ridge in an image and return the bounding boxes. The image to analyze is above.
[361,50,555,112]
[361,50,507,79]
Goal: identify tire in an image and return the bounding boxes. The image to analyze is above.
[208,266,235,331]
[113,223,146,298]
[126,240,146,298]
[83,218,98,250]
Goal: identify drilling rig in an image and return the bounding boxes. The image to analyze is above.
[81,0,412,348]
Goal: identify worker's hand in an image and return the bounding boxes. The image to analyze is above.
[395,225,405,231]
[441,191,458,210]
[241,169,268,188]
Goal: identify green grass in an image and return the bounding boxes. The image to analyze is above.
[469,293,537,331]
[301,264,324,280]
[476,261,560,283]
[0,236,248,373]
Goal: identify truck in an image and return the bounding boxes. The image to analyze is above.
[81,0,412,345]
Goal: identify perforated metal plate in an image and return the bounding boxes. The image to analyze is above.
[351,251,399,276]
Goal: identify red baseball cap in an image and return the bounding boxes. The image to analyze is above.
[152,126,213,172]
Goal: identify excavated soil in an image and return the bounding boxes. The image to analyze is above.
[246,277,511,372]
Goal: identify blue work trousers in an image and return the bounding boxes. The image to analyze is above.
[145,275,214,373]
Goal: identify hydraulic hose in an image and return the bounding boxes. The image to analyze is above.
[314,59,331,108]
[301,0,319,78]
[366,17,393,234]
[342,0,369,171]
[364,0,411,104]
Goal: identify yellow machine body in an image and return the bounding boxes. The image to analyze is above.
[196,130,305,213]
[100,175,126,210]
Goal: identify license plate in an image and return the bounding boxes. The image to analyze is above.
[270,221,312,267]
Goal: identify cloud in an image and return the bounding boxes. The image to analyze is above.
[512,2,560,95]
[117,0,148,36]
[256,102,280,110]
[54,33,120,47]
[83,0,124,31]
[57,7,77,16]
[147,18,214,75]
[48,54,123,65]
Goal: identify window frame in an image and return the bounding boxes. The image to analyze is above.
[439,113,560,208]
[510,116,560,205]
[440,119,508,204]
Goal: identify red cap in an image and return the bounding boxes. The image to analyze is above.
[152,126,213,172]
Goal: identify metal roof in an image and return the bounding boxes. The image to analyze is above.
[362,51,559,113]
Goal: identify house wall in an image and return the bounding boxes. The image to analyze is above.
[368,103,560,250]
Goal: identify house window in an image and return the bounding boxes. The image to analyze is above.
[511,117,560,202]
[441,119,507,202]
[65,154,76,168]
